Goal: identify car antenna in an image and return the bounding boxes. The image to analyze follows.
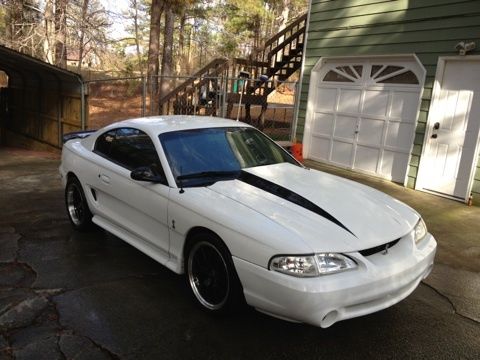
[178,167,185,194]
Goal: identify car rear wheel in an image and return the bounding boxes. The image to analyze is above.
[186,233,243,313]
[65,176,93,231]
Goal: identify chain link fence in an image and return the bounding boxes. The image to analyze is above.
[86,75,298,141]
[86,77,147,129]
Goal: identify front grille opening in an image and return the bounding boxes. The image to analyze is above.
[359,238,400,257]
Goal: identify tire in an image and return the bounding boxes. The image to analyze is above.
[65,176,93,231]
[185,232,244,314]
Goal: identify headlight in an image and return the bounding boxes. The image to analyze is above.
[316,253,357,275]
[413,218,427,244]
[270,255,319,277]
[270,253,357,277]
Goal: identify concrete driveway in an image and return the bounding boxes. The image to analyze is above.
[0,148,479,359]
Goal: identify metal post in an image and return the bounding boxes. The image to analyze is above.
[221,76,227,118]
[193,85,197,115]
[78,78,86,131]
[290,81,299,142]
[236,79,246,122]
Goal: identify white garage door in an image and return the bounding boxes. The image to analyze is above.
[305,57,425,183]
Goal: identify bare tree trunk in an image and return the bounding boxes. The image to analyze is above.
[275,0,291,63]
[131,0,144,77]
[280,0,291,31]
[147,0,163,114]
[253,15,260,58]
[44,0,55,63]
[186,25,192,74]
[158,4,174,114]
[77,0,90,73]
[6,1,24,49]
[55,0,67,68]
[178,10,186,74]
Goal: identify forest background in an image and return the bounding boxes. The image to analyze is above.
[0,0,307,80]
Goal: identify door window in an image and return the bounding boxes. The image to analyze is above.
[94,127,165,178]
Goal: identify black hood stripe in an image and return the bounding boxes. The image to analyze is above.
[238,171,356,237]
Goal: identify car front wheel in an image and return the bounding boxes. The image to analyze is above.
[186,234,243,313]
[65,176,93,231]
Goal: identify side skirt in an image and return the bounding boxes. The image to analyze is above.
[92,215,181,274]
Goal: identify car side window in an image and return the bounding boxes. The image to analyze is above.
[94,128,166,179]
[94,130,116,157]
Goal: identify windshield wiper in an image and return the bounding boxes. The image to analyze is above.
[177,170,241,181]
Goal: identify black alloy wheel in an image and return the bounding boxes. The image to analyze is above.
[186,233,244,313]
[65,176,93,231]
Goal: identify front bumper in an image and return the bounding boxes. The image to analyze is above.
[233,233,437,328]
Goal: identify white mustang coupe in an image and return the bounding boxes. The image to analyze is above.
[59,116,436,328]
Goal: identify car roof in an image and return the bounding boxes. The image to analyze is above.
[102,115,251,136]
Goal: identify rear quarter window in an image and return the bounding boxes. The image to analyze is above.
[94,130,116,157]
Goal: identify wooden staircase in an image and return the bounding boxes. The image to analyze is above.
[157,13,307,121]
[157,58,229,115]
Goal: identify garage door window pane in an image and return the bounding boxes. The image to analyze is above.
[378,71,418,84]
[323,70,354,82]
[370,65,382,78]
[337,66,356,78]
[353,66,363,77]
[375,66,403,79]
[371,65,419,85]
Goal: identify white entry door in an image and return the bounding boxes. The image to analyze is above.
[417,58,480,200]
[304,57,425,183]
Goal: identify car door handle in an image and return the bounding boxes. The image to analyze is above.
[99,174,111,184]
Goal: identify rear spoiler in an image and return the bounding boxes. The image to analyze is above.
[63,130,97,143]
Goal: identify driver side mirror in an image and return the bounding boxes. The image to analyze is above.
[131,166,166,184]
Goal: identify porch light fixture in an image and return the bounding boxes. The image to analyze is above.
[455,41,476,55]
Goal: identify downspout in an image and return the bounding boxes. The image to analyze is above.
[291,0,313,143]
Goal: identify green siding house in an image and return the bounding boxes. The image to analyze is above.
[296,0,480,204]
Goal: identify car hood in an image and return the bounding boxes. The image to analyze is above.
[208,163,419,253]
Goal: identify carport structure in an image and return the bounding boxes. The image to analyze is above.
[0,45,85,150]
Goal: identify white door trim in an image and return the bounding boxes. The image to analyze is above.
[304,54,426,186]
[416,56,480,202]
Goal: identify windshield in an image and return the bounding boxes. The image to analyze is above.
[159,127,299,186]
